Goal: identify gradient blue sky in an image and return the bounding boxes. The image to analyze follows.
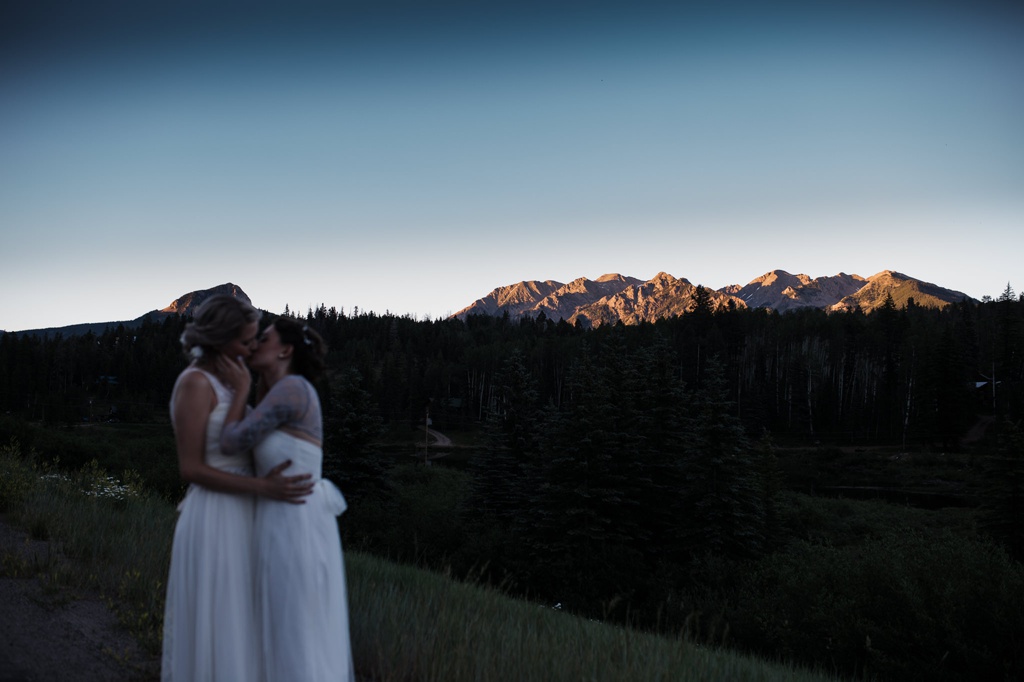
[2,0,1022,331]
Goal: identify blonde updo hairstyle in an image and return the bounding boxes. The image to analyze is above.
[180,294,261,360]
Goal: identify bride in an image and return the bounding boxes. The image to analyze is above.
[219,316,354,682]
[163,295,314,682]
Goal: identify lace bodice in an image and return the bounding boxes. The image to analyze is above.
[220,374,322,455]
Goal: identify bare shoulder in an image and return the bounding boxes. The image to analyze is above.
[173,368,217,412]
[177,367,214,393]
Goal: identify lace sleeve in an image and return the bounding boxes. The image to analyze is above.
[220,376,313,453]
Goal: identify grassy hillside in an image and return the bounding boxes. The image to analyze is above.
[345,551,845,682]
[0,441,841,682]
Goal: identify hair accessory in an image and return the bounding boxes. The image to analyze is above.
[181,331,204,359]
[301,325,313,346]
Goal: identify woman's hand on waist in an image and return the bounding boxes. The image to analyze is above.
[258,459,313,503]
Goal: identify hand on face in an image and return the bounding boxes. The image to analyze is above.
[216,354,253,395]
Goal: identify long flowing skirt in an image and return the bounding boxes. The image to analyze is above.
[255,434,353,682]
[162,483,258,682]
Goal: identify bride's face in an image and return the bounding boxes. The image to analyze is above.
[217,320,260,360]
[249,324,291,371]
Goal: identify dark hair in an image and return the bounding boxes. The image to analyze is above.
[273,317,327,382]
[180,295,261,358]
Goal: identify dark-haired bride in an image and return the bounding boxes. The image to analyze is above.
[219,316,354,682]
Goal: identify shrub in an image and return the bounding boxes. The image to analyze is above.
[736,529,1024,681]
[380,463,471,569]
[0,439,37,512]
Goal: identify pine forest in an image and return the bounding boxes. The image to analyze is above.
[2,285,1023,681]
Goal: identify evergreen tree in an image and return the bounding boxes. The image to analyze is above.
[995,284,1023,417]
[470,348,541,526]
[754,430,784,551]
[689,284,714,317]
[675,356,764,560]
[979,419,1024,561]
[620,333,689,565]
[524,347,642,608]
[928,326,974,450]
[872,292,906,440]
[465,349,543,582]
[322,367,387,502]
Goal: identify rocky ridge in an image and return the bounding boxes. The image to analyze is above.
[567,272,742,327]
[8,284,252,338]
[827,270,973,313]
[159,283,251,316]
[723,271,867,313]
[453,269,976,327]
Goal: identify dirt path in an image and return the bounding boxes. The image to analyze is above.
[411,428,453,463]
[425,428,452,448]
[0,517,160,681]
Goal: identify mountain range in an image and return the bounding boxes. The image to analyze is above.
[4,271,976,337]
[452,270,976,327]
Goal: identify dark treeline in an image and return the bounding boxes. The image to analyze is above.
[2,286,1024,681]
[4,286,1021,444]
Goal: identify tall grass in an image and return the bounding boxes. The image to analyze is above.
[0,441,175,651]
[0,441,843,682]
[347,554,844,682]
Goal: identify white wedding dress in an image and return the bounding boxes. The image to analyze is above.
[221,374,354,682]
[253,432,353,681]
[162,368,259,682]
